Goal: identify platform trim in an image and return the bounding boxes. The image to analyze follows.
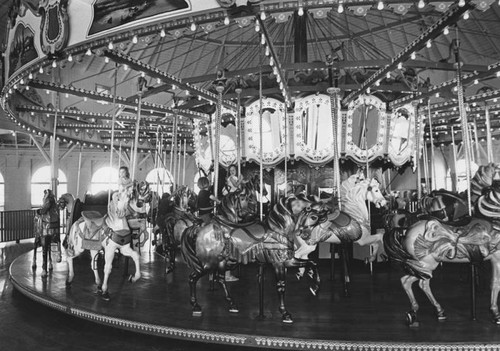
[10,273,500,351]
[9,253,500,351]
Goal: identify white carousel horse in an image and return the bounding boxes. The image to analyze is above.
[65,190,141,300]
[340,174,387,261]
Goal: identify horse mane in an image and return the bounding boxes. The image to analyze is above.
[340,174,369,224]
[267,195,296,236]
[470,163,497,199]
[218,192,241,223]
[477,179,500,219]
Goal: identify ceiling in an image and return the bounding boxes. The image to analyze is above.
[2,0,500,152]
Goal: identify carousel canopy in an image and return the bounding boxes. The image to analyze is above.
[0,0,499,157]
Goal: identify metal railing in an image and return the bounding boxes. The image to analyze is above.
[0,210,37,243]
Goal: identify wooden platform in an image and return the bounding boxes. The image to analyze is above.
[9,246,500,351]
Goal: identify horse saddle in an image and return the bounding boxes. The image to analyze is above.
[82,211,105,235]
[330,211,351,227]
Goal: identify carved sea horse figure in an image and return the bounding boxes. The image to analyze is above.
[65,190,141,300]
[181,191,333,323]
[384,170,500,326]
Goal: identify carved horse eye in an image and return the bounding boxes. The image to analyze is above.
[310,215,318,222]
[305,206,311,212]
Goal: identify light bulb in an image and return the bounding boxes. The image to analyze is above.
[52,61,57,68]
[386,72,391,79]
[265,46,270,56]
[105,57,109,63]
[474,79,479,84]
[39,67,44,74]
[377,1,384,10]
[397,62,403,69]
[375,80,380,86]
[132,35,138,44]
[108,42,114,50]
[28,72,33,79]
[123,64,128,71]
[261,34,266,45]
[338,3,344,13]
[367,87,371,94]
[411,52,416,60]
[463,11,469,20]
[260,11,266,20]
[255,22,260,32]
[86,48,92,56]
[190,22,197,31]
[458,0,465,6]
[435,92,440,98]
[160,29,166,37]
[418,0,425,8]
[426,40,432,48]
[224,16,230,25]
[68,54,73,62]
[298,6,304,16]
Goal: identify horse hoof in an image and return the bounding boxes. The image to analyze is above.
[309,286,319,296]
[436,309,447,321]
[282,313,294,324]
[406,311,419,327]
[101,291,110,301]
[166,267,174,275]
[295,272,303,281]
[229,306,239,313]
[65,281,72,289]
[96,285,103,295]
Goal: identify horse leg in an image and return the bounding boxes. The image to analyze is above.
[294,242,316,280]
[90,250,103,294]
[32,237,39,270]
[275,265,293,324]
[100,243,117,301]
[306,260,321,297]
[189,270,206,317]
[356,231,383,262]
[48,235,54,271]
[216,263,238,313]
[41,236,48,278]
[489,260,500,324]
[120,244,142,283]
[418,279,446,321]
[340,243,351,297]
[401,275,420,327]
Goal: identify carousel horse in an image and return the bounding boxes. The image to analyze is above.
[384,173,500,326]
[127,180,153,249]
[64,189,141,300]
[180,191,332,323]
[162,186,199,274]
[339,174,388,262]
[32,189,61,277]
[57,193,76,243]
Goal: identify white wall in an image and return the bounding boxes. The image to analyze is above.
[0,148,197,210]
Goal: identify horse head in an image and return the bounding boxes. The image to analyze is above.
[366,178,387,208]
[109,190,130,219]
[173,186,193,212]
[132,180,152,207]
[219,187,257,223]
[295,201,331,241]
[57,193,74,211]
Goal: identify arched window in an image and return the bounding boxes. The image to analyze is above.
[31,166,67,207]
[0,172,4,211]
[446,159,479,192]
[90,166,118,195]
[145,168,173,194]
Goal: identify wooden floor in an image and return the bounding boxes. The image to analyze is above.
[9,243,500,351]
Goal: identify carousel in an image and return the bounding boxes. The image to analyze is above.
[4,0,500,350]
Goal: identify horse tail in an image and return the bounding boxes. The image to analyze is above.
[383,225,431,280]
[180,225,203,275]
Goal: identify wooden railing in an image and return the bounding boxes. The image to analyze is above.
[0,210,37,243]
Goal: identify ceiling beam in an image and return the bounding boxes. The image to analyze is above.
[342,0,474,105]
[27,79,209,121]
[102,49,238,110]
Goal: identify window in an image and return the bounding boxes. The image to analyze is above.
[446,159,479,192]
[31,166,67,207]
[90,166,118,195]
[145,168,173,194]
[0,172,4,211]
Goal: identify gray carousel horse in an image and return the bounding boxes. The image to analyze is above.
[384,164,500,326]
[32,189,61,277]
[181,188,333,323]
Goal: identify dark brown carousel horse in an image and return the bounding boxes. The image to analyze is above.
[32,189,61,278]
[162,186,199,274]
[180,192,332,323]
[384,165,500,326]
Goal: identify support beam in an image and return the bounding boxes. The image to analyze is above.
[59,144,77,162]
[103,49,238,110]
[343,1,474,105]
[27,79,209,121]
[30,135,51,164]
[137,153,151,168]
